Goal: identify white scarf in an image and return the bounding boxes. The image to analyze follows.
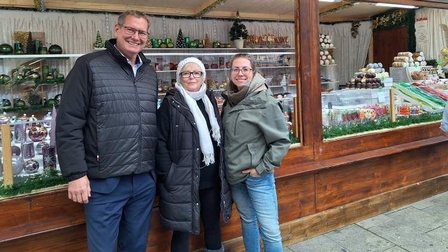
[175,82,221,166]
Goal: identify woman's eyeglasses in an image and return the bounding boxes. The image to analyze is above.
[231,68,253,74]
[180,71,203,78]
[121,25,148,38]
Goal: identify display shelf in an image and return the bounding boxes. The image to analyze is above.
[269,84,296,88]
[145,48,296,98]
[1,54,81,114]
[156,65,295,74]
[0,53,83,59]
[321,81,339,90]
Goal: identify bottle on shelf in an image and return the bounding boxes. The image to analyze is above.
[281,74,288,93]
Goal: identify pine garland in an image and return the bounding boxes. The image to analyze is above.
[0,170,67,198]
[323,113,443,139]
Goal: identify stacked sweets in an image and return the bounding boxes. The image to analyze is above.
[319,33,335,66]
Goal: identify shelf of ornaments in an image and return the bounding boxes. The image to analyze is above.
[155,65,295,74]
[0,55,67,117]
[93,47,295,57]
[157,89,226,98]
[0,117,59,179]
[0,53,80,85]
[1,81,62,115]
[146,51,295,66]
[321,81,340,85]
[0,54,83,59]
[0,53,81,78]
[141,47,295,52]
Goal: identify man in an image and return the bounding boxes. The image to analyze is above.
[56,10,157,252]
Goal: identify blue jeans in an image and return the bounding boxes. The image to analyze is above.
[230,172,283,252]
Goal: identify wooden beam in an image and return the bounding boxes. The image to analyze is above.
[0,0,34,8]
[344,0,448,9]
[204,10,294,21]
[1,124,13,187]
[44,0,196,16]
[319,1,353,15]
[193,0,227,18]
[320,15,369,23]
[34,0,46,11]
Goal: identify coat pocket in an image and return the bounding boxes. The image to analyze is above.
[164,162,177,191]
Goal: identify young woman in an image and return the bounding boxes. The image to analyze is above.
[221,53,290,252]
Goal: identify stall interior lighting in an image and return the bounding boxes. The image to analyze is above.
[375,3,417,9]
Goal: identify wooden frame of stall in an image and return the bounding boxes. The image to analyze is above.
[1,0,448,251]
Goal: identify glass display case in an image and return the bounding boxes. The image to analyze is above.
[321,82,447,139]
[321,88,390,127]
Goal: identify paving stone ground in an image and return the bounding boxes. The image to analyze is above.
[284,191,448,252]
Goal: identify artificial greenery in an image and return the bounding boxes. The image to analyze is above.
[323,113,443,139]
[2,104,57,113]
[229,11,248,41]
[372,9,409,30]
[94,31,104,48]
[290,133,300,144]
[0,170,67,198]
[26,31,35,54]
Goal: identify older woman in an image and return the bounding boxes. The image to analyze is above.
[156,57,232,252]
[221,53,290,252]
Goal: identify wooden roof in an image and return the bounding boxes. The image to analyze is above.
[1,0,448,22]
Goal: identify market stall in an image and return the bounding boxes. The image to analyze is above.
[1,0,448,251]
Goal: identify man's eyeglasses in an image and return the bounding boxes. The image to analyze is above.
[121,25,148,38]
[180,71,203,78]
[231,68,253,74]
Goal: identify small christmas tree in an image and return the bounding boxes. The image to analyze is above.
[176,29,186,48]
[26,31,35,54]
[229,11,248,41]
[94,31,104,48]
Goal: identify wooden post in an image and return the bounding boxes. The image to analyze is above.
[390,88,396,122]
[1,124,13,186]
[292,96,300,139]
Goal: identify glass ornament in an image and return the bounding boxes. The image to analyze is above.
[11,145,21,156]
[21,142,35,159]
[24,159,39,174]
[12,154,25,175]
[28,124,48,142]
[36,141,49,155]
[14,123,27,143]
[42,145,57,170]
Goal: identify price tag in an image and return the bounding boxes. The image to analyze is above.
[377,91,386,103]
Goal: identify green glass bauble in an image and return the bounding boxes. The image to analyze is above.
[0,43,13,55]
[48,44,63,54]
